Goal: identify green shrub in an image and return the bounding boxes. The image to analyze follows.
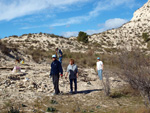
[50,100,58,104]
[147,41,150,50]
[8,107,20,113]
[39,32,43,35]
[47,107,57,112]
[0,40,10,55]
[47,33,64,38]
[21,34,28,36]
[12,35,18,38]
[142,33,150,42]
[77,31,88,43]
[27,33,32,38]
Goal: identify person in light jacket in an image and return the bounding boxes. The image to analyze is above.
[96,57,103,81]
[65,59,78,94]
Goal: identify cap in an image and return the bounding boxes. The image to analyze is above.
[52,55,56,58]
[97,57,100,60]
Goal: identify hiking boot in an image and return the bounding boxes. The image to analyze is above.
[69,91,73,94]
[51,93,57,96]
[74,91,77,94]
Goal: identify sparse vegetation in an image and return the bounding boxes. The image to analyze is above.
[27,47,54,63]
[0,40,10,55]
[102,74,110,96]
[63,49,96,68]
[47,107,57,112]
[8,107,20,113]
[142,32,150,42]
[39,32,43,35]
[11,35,18,38]
[119,49,150,106]
[27,33,32,38]
[46,33,64,38]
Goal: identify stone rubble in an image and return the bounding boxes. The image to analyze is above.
[0,60,126,108]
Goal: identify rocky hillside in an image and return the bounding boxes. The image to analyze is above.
[0,33,90,63]
[1,1,150,60]
[1,33,88,52]
[89,0,150,51]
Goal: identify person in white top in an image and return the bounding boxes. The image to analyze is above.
[96,57,103,80]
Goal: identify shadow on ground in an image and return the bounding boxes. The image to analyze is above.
[77,89,102,94]
[62,89,102,95]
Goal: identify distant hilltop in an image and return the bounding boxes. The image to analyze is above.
[89,0,150,51]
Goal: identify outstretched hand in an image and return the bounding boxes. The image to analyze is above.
[65,76,67,79]
[60,74,63,78]
[76,73,79,78]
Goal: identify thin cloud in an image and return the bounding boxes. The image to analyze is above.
[104,18,128,29]
[51,16,89,27]
[62,31,78,37]
[21,24,49,29]
[86,29,105,35]
[0,0,91,21]
[86,18,128,35]
[13,14,55,23]
[18,0,136,29]
[62,18,128,37]
[66,24,70,28]
[51,0,135,27]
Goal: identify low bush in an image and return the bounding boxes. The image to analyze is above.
[8,107,20,113]
[102,74,110,96]
[27,48,54,63]
[63,50,96,68]
[0,40,10,55]
[142,33,150,42]
[119,49,150,106]
[47,107,57,112]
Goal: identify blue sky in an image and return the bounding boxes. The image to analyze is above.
[0,0,148,38]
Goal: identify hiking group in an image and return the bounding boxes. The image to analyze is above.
[50,48,103,95]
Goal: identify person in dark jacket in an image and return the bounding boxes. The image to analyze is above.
[50,55,63,95]
[65,59,78,94]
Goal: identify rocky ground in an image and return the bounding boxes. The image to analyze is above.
[0,60,148,113]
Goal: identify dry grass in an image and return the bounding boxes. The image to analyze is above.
[62,49,120,69]
[119,49,150,106]
[26,47,54,63]
[0,40,10,55]
[1,88,147,113]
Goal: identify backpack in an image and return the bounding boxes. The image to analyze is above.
[59,49,63,56]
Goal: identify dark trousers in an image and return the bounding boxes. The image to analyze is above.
[52,75,60,94]
[70,78,77,92]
